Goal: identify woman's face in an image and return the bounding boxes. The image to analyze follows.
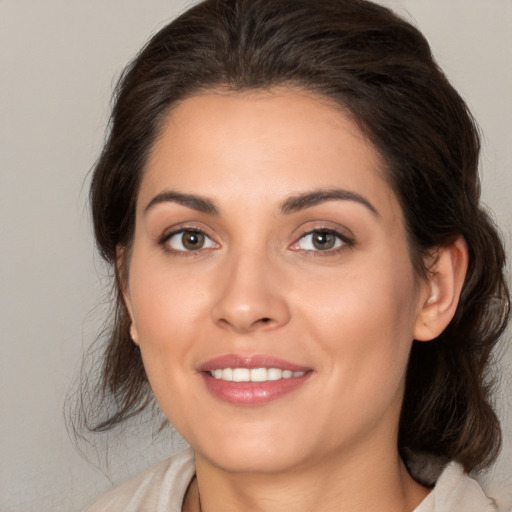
[124,89,430,474]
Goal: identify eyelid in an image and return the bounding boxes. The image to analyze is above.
[289,226,354,253]
[159,225,220,253]
[156,222,353,255]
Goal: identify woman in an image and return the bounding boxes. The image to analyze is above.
[81,0,510,510]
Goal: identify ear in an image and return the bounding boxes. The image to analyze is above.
[414,236,468,341]
[116,245,139,345]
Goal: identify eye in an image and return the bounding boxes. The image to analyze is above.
[293,229,348,252]
[164,229,217,252]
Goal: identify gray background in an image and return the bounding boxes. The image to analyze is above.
[1,1,511,511]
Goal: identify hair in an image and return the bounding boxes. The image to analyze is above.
[80,0,510,473]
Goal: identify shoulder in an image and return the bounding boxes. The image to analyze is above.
[414,461,508,512]
[84,448,196,512]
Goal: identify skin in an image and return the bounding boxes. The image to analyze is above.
[123,89,467,512]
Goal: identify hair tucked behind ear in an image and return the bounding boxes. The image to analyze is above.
[74,0,510,472]
[400,210,509,472]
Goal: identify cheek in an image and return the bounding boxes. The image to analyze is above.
[129,254,207,343]
[127,256,205,417]
[126,253,213,410]
[297,254,419,389]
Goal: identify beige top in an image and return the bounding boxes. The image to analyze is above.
[85,448,501,512]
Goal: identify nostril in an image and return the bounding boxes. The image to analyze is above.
[260,317,271,323]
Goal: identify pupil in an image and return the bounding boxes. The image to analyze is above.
[183,231,204,250]
[313,232,335,250]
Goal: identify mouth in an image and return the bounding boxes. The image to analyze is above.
[208,367,307,382]
[198,355,312,406]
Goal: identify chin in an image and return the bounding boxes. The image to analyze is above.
[189,423,314,475]
[203,444,306,475]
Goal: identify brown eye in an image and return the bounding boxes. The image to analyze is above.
[294,229,346,252]
[311,231,337,250]
[182,231,205,250]
[165,229,217,252]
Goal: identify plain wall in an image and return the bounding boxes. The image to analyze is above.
[1,1,510,510]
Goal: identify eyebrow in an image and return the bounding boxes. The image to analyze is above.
[144,191,219,215]
[280,188,379,216]
[144,187,378,217]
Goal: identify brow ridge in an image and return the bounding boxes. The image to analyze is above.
[144,191,218,215]
[280,188,378,216]
[144,188,377,217]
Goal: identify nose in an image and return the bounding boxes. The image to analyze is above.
[211,252,291,334]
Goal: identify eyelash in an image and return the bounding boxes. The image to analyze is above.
[159,227,218,255]
[159,227,354,255]
[290,228,354,255]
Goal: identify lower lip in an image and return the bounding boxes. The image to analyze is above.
[201,372,311,406]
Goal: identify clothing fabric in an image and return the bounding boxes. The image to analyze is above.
[84,448,502,512]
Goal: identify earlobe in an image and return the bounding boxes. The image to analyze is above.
[129,322,139,345]
[414,236,468,341]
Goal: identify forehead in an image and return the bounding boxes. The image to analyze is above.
[139,89,400,224]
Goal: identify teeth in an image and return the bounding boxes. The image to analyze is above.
[250,368,267,382]
[232,368,250,382]
[210,367,306,382]
[267,368,282,381]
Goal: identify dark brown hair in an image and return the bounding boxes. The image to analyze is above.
[81,0,509,472]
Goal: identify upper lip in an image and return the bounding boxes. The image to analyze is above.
[198,354,310,372]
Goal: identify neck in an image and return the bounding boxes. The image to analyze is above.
[190,444,429,512]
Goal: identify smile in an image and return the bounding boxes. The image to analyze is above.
[199,355,312,405]
[209,368,307,382]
